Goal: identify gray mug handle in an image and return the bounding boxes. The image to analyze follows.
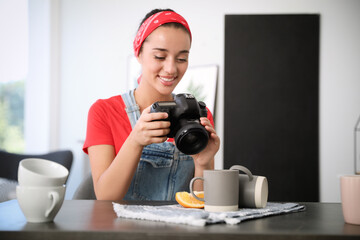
[230,165,254,181]
[189,177,205,201]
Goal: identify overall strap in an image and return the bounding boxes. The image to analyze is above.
[121,89,140,129]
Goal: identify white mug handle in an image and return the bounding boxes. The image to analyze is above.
[230,165,254,181]
[45,191,60,217]
[189,177,205,201]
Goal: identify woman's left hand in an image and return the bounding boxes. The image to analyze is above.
[191,117,220,169]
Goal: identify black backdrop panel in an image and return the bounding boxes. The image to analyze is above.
[224,15,319,202]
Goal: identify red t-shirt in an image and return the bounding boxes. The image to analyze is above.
[83,95,214,154]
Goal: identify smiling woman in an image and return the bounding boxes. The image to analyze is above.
[82,9,220,202]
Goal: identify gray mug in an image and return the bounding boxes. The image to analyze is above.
[189,170,239,212]
[230,165,268,208]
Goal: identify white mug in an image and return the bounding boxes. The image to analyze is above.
[16,185,66,223]
[18,158,69,187]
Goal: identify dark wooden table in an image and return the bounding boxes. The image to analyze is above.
[1,200,360,240]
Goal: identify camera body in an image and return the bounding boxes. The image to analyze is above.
[150,93,209,155]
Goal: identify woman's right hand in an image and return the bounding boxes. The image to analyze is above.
[128,105,170,146]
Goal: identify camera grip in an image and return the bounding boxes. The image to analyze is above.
[199,101,208,117]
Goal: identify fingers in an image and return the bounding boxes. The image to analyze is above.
[144,120,170,130]
[142,105,168,121]
[138,106,169,127]
[144,112,168,122]
[135,119,170,136]
[147,128,171,137]
[149,136,168,144]
[131,106,171,146]
[131,124,169,146]
[200,117,216,134]
[200,117,211,126]
[200,118,219,146]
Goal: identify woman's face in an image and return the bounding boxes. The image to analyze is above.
[137,26,191,96]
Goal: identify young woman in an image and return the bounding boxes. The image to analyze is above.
[83,9,220,201]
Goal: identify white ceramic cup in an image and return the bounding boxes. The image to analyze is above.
[340,175,360,225]
[190,170,239,212]
[16,185,66,223]
[18,158,69,187]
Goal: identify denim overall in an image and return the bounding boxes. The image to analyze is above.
[122,90,195,201]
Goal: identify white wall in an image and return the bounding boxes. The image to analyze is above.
[28,0,360,201]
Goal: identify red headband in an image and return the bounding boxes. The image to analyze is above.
[133,11,192,57]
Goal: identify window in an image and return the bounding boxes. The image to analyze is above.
[0,0,28,153]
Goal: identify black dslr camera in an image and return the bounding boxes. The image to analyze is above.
[150,93,209,155]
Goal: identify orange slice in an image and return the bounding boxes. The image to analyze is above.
[175,191,204,209]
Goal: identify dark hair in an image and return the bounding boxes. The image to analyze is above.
[139,8,174,27]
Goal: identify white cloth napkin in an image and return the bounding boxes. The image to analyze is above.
[113,202,305,226]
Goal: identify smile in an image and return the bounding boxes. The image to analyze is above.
[159,76,176,82]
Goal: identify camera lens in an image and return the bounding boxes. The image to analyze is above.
[184,132,198,145]
[175,122,209,155]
